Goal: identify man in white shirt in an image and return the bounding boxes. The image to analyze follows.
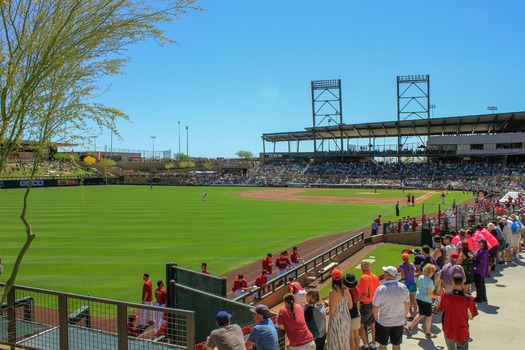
[372,266,410,350]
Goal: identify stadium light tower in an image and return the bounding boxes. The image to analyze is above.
[151,136,156,160]
[487,106,498,114]
[186,126,189,157]
[430,104,436,118]
[178,121,181,158]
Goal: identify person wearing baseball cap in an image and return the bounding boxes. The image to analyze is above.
[372,266,410,349]
[204,311,245,350]
[245,304,278,350]
[440,252,466,292]
[326,269,352,350]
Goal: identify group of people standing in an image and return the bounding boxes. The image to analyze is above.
[128,273,167,338]
[200,214,525,350]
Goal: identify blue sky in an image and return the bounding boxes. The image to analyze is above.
[89,0,525,159]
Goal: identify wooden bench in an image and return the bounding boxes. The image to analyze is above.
[68,306,91,328]
[317,260,339,281]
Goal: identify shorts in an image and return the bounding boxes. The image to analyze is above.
[511,234,521,248]
[359,303,375,325]
[375,322,404,346]
[288,340,316,350]
[350,316,361,331]
[405,283,417,294]
[417,299,432,317]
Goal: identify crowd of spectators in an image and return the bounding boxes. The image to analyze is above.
[180,161,525,197]
[1,160,83,177]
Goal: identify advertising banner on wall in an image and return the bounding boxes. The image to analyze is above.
[57,179,79,186]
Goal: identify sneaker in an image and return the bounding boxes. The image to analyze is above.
[362,345,370,350]
[369,343,378,350]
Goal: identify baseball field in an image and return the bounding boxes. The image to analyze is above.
[0,186,472,302]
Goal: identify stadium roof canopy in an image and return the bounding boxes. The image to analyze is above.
[262,111,525,143]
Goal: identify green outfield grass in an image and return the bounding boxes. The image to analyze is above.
[0,186,471,302]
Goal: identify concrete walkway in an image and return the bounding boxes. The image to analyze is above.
[401,258,525,349]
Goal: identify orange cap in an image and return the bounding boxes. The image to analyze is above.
[331,269,343,281]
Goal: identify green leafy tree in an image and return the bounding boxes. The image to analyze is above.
[0,0,201,304]
[53,152,75,162]
[236,150,254,159]
[175,153,190,161]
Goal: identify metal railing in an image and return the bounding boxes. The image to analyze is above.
[233,232,365,303]
[1,284,195,350]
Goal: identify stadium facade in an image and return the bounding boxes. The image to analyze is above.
[261,77,525,165]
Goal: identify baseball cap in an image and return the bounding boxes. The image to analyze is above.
[250,304,270,318]
[402,253,410,260]
[382,266,398,277]
[412,247,421,254]
[331,269,343,281]
[450,252,459,259]
[216,311,231,324]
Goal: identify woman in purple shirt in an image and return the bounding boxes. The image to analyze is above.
[399,253,417,318]
[472,239,489,303]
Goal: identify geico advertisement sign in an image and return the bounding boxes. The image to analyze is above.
[20,180,44,187]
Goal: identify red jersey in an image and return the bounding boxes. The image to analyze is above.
[254,274,268,287]
[142,280,153,302]
[288,281,303,294]
[155,287,167,304]
[231,278,248,292]
[275,256,291,270]
[438,290,478,342]
[201,269,210,275]
[291,251,300,264]
[262,257,273,274]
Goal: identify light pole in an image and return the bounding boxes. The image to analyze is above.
[487,106,498,114]
[178,121,181,158]
[151,136,156,160]
[430,104,436,118]
[186,126,189,157]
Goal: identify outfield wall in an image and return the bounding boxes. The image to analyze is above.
[0,177,106,189]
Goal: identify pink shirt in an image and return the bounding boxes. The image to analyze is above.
[479,229,497,249]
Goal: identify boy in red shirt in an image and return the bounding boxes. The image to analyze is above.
[201,262,210,274]
[438,274,478,349]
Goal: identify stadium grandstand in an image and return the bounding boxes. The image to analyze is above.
[260,77,525,166]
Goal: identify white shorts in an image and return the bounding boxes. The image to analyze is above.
[288,340,316,350]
